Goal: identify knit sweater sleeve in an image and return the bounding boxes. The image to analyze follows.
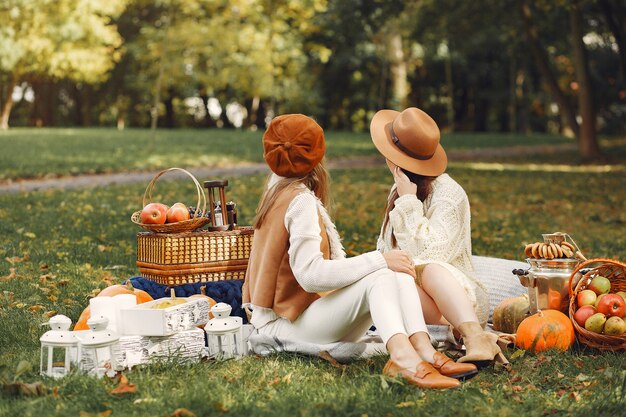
[286,192,387,293]
[388,191,465,263]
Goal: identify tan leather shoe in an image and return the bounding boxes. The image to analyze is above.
[431,351,478,380]
[383,359,460,389]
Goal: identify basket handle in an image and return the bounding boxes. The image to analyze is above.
[142,167,207,220]
[567,258,625,297]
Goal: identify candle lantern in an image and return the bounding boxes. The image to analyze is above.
[78,316,121,377]
[40,315,79,378]
[203,179,231,231]
[205,303,245,359]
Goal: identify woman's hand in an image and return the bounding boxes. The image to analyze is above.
[382,250,417,279]
[387,160,417,197]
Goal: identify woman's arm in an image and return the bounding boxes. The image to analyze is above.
[389,192,465,262]
[286,192,388,293]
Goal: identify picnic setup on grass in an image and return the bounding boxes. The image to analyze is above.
[38,167,626,380]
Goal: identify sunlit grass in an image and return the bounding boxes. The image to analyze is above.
[0,128,597,181]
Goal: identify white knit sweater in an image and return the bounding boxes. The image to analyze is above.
[376,174,489,325]
[249,175,387,328]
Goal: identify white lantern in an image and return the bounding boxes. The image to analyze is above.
[78,317,121,377]
[40,315,79,378]
[205,303,245,359]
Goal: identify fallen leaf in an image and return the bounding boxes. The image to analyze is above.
[109,374,137,395]
[318,351,345,368]
[79,411,112,417]
[166,408,197,417]
[396,401,417,408]
[509,349,525,360]
[2,382,46,396]
[512,385,523,392]
[569,391,581,402]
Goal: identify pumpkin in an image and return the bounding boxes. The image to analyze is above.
[515,309,575,352]
[73,281,153,330]
[492,294,530,334]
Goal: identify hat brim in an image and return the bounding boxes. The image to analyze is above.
[370,110,447,176]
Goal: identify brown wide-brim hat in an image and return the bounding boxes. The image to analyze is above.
[370,107,447,176]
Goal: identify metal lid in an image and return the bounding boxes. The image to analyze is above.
[205,303,241,334]
[40,315,78,346]
[77,317,119,348]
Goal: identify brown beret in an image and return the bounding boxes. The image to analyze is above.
[263,114,325,177]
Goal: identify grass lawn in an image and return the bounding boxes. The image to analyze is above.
[0,127,582,181]
[1,161,625,415]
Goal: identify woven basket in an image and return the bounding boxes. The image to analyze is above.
[131,167,210,233]
[136,227,254,286]
[568,258,626,351]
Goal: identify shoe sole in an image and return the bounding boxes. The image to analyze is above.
[446,368,479,380]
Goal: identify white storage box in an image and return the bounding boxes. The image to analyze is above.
[120,297,210,336]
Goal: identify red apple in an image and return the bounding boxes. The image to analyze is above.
[594,293,608,309]
[588,275,611,295]
[596,293,626,318]
[576,289,597,307]
[166,202,191,223]
[584,312,606,334]
[140,203,168,224]
[573,305,597,327]
[603,316,626,336]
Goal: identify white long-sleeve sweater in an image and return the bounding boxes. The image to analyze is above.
[377,173,489,325]
[249,176,387,328]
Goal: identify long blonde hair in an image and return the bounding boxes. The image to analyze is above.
[382,169,436,247]
[253,159,330,228]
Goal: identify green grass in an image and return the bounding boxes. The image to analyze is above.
[1,165,625,416]
[0,128,580,181]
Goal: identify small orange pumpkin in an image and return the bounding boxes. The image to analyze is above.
[515,309,575,352]
[73,281,153,330]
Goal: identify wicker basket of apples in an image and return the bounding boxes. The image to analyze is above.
[131,167,210,233]
[568,258,626,351]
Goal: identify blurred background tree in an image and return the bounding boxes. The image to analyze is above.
[1,0,624,158]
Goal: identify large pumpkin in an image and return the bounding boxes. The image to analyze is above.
[73,281,153,330]
[493,294,530,334]
[515,309,575,352]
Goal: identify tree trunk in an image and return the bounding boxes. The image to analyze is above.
[444,39,455,132]
[150,55,164,132]
[570,1,600,159]
[388,32,408,110]
[518,0,579,138]
[599,0,626,84]
[0,74,17,130]
[164,88,175,128]
[82,84,92,127]
[199,92,217,128]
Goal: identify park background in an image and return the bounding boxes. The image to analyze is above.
[1,0,625,416]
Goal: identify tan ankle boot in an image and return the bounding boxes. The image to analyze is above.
[456,322,509,369]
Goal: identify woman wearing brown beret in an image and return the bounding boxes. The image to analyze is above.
[243,114,478,390]
[371,107,508,368]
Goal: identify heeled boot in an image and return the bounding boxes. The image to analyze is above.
[456,322,509,369]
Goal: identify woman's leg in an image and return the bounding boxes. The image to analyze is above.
[419,263,478,327]
[288,268,426,370]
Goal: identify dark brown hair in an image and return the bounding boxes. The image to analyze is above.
[382,169,437,247]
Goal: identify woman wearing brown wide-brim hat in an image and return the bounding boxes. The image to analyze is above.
[371,107,508,368]
[243,113,478,390]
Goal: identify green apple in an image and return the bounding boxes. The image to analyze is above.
[588,275,611,295]
[603,316,626,336]
[616,291,626,305]
[584,312,607,334]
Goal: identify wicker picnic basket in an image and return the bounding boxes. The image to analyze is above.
[136,227,254,286]
[568,258,626,351]
[131,167,210,233]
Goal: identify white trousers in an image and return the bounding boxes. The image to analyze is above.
[256,269,428,345]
